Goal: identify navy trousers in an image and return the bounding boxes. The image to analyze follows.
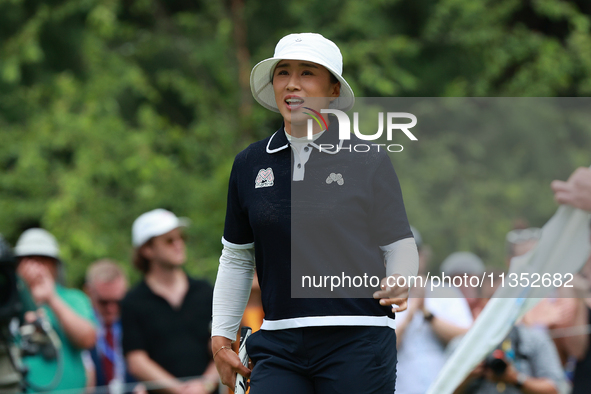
[246,325,397,394]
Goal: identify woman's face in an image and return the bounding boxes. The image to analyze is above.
[272,60,340,130]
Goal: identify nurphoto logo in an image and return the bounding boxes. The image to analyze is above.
[305,107,418,153]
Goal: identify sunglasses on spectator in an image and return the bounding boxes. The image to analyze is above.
[161,233,186,246]
[506,227,542,244]
[97,298,121,307]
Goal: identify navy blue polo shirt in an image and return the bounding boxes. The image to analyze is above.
[223,118,412,330]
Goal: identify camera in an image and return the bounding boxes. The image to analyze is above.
[484,349,509,375]
[0,234,62,393]
[0,234,24,393]
[0,234,21,325]
[483,327,521,376]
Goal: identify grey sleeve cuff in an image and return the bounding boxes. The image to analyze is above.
[381,237,419,279]
[212,239,255,340]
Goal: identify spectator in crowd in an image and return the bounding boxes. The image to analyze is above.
[550,164,591,394]
[505,225,576,332]
[504,227,563,329]
[395,248,479,394]
[505,226,541,269]
[551,268,590,393]
[505,223,584,369]
[86,259,135,390]
[15,228,97,393]
[560,258,591,394]
[121,209,219,394]
[452,272,566,394]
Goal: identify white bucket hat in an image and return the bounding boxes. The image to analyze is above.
[14,228,60,260]
[250,33,355,113]
[132,209,190,247]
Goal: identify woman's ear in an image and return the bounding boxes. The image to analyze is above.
[331,81,341,98]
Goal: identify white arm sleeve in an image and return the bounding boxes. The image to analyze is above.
[211,238,255,340]
[380,237,419,279]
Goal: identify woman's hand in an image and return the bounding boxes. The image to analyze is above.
[211,336,251,389]
[373,274,410,312]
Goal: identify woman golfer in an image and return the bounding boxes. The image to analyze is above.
[211,32,418,393]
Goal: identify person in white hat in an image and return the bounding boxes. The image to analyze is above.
[212,33,418,393]
[120,209,219,394]
[15,228,97,392]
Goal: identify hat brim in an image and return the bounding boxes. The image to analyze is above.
[14,246,62,266]
[133,217,191,248]
[14,245,60,260]
[250,57,355,113]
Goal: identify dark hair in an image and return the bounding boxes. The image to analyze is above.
[132,239,153,274]
[271,70,340,86]
[329,73,338,85]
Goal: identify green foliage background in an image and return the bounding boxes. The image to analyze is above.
[1,0,590,285]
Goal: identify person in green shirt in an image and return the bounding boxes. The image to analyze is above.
[15,228,97,393]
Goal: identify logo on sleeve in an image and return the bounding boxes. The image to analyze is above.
[255,168,275,188]
[326,173,344,185]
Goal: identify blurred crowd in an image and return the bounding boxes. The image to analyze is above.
[396,224,591,394]
[4,167,591,394]
[396,166,591,394]
[9,209,220,394]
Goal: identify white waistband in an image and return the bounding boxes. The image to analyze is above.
[260,315,396,330]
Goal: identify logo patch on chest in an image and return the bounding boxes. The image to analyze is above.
[255,168,275,188]
[326,173,344,185]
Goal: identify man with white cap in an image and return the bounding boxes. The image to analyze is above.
[120,209,219,394]
[15,228,97,392]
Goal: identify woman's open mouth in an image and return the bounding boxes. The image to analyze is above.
[285,95,305,111]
